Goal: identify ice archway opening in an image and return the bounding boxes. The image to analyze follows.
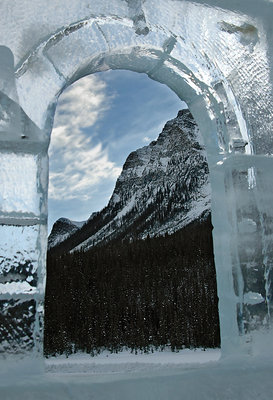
[1,1,273,363]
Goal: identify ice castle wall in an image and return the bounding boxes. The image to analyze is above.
[0,0,273,359]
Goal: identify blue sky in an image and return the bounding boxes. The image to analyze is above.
[48,70,184,231]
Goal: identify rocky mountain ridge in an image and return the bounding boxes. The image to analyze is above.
[48,109,211,254]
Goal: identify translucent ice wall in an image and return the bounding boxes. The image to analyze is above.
[0,0,273,359]
[0,46,48,356]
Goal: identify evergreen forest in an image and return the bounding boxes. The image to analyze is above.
[44,215,220,356]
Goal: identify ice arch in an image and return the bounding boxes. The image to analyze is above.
[0,0,273,360]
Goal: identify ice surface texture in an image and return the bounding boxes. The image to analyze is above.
[0,0,273,360]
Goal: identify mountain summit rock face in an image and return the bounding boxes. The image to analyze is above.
[49,109,211,253]
[48,218,85,249]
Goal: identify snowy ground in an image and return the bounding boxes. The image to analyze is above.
[45,347,221,374]
[1,349,273,400]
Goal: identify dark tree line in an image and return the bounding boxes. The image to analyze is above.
[44,215,220,356]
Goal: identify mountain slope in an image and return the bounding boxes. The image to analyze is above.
[49,109,210,254]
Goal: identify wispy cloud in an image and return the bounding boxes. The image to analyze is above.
[49,75,121,201]
[143,136,152,143]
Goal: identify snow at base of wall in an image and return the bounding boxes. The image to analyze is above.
[1,350,273,400]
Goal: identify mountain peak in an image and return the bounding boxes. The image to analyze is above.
[49,110,210,254]
[48,218,85,249]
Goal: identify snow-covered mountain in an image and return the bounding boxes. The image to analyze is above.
[48,218,85,249]
[49,109,211,253]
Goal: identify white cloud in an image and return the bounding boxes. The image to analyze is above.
[49,75,121,201]
[53,75,109,131]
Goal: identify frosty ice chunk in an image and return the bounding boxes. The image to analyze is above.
[0,299,36,354]
[0,153,40,217]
